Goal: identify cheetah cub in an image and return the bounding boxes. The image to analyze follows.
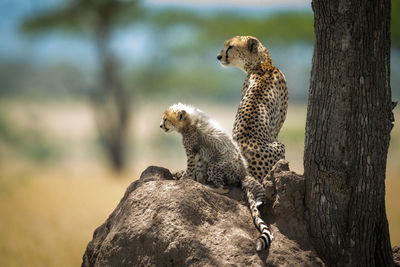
[217,36,288,183]
[160,103,273,251]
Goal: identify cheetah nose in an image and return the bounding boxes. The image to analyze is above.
[159,124,162,128]
[217,55,222,61]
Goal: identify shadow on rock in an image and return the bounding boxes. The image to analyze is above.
[82,164,325,267]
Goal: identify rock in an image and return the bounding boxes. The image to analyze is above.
[394,246,400,267]
[270,160,309,241]
[82,165,325,267]
[263,160,323,266]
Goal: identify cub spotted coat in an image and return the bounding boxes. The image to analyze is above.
[160,103,273,251]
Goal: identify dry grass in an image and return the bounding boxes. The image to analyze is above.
[0,100,399,266]
[387,175,400,246]
[0,166,134,267]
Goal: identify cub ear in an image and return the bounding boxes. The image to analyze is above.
[247,37,259,53]
[178,110,186,121]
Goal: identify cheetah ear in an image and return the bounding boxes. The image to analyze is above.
[247,38,259,53]
[178,110,186,121]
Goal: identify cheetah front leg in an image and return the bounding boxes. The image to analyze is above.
[172,170,185,180]
[182,152,197,180]
[194,154,207,184]
[172,154,204,181]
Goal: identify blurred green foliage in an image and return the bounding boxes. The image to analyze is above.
[0,0,398,159]
[147,9,314,45]
[0,114,61,162]
[0,62,91,99]
[21,0,143,34]
[10,2,317,103]
[0,0,395,103]
[393,0,400,48]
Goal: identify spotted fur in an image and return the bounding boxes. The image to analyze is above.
[217,36,288,183]
[160,103,273,251]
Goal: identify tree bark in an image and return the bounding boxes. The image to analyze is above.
[304,0,394,266]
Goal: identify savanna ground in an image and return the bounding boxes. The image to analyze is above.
[0,100,399,267]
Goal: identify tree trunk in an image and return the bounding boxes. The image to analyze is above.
[304,0,394,265]
[91,23,130,172]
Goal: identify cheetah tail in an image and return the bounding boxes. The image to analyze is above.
[242,176,274,251]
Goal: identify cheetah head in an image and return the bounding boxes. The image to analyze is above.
[216,36,271,73]
[160,103,192,133]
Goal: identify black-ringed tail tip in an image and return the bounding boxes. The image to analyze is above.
[256,229,273,251]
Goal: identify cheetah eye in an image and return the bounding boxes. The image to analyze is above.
[227,45,233,53]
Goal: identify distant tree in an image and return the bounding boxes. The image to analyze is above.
[304,0,395,265]
[22,0,142,172]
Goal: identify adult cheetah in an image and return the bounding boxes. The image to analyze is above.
[217,36,288,183]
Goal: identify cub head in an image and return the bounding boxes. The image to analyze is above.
[216,36,271,73]
[160,103,192,133]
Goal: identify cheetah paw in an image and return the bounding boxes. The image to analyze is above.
[210,185,229,194]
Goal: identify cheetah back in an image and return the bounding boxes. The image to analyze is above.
[233,67,288,181]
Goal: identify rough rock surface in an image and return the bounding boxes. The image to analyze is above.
[82,162,325,266]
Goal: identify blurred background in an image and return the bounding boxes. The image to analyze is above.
[0,0,399,266]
